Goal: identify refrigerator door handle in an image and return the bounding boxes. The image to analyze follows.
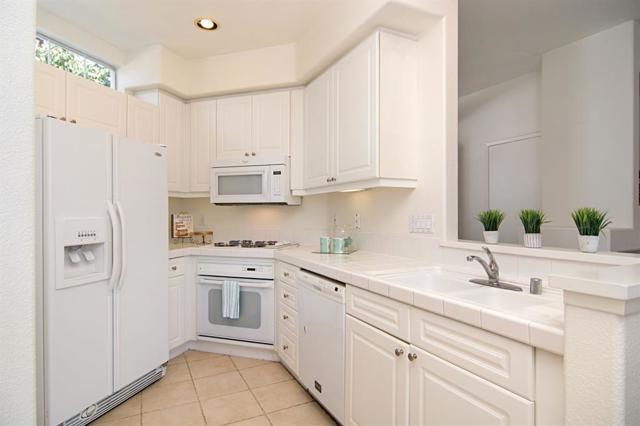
[107,201,122,291]
[115,200,127,291]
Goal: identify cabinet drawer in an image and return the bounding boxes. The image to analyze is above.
[410,307,534,400]
[278,303,298,336]
[346,286,410,341]
[278,328,298,375]
[278,282,298,310]
[277,262,298,285]
[169,257,185,277]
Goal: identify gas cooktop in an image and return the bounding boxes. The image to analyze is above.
[212,240,290,248]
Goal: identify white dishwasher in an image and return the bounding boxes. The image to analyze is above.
[298,269,346,424]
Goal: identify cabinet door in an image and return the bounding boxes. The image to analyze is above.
[159,93,188,192]
[303,72,333,188]
[252,91,290,156]
[190,100,216,192]
[334,33,379,184]
[126,95,159,144]
[168,276,185,350]
[66,73,127,135]
[34,61,66,118]
[216,95,252,159]
[409,346,534,426]
[345,315,410,426]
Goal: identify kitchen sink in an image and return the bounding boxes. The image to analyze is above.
[374,268,483,294]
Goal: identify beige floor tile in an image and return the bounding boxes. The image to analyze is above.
[183,350,222,363]
[141,379,198,413]
[93,395,141,424]
[193,370,248,401]
[200,390,264,426]
[162,361,192,384]
[141,402,205,426]
[226,415,272,426]
[268,402,336,426]
[240,363,292,388]
[231,356,273,370]
[167,354,186,366]
[90,414,141,426]
[188,355,236,379]
[252,380,312,413]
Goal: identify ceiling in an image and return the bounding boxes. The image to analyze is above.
[460,0,640,96]
[37,0,338,59]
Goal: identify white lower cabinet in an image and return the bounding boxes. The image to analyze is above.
[168,258,187,350]
[409,346,534,426]
[345,315,410,426]
[346,311,535,426]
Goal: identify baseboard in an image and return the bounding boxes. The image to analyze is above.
[171,338,280,362]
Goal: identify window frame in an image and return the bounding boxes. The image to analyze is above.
[35,32,117,89]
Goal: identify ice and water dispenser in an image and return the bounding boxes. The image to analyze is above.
[56,217,109,289]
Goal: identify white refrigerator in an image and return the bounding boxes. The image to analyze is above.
[36,117,169,426]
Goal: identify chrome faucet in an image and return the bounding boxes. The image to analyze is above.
[466,247,522,292]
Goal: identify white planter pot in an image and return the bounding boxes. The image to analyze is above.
[483,231,499,244]
[578,235,599,253]
[523,233,542,248]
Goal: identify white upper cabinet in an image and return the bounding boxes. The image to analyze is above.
[35,61,66,118]
[215,91,291,161]
[303,73,333,188]
[66,72,127,135]
[158,92,189,193]
[334,33,379,184]
[252,91,290,156]
[189,100,216,193]
[299,30,418,195]
[126,95,159,145]
[216,95,253,160]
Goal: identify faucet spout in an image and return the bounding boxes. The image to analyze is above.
[466,246,500,282]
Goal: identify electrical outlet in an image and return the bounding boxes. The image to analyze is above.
[355,213,361,230]
[409,214,433,234]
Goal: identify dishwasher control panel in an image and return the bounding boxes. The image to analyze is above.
[298,269,345,301]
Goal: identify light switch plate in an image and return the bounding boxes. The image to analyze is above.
[409,214,433,234]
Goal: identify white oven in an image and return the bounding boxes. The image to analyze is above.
[210,157,300,205]
[196,259,275,345]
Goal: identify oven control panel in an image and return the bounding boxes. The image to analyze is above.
[197,258,275,280]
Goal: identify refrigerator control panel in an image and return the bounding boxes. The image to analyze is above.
[61,217,107,246]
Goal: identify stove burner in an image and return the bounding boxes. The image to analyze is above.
[212,239,284,248]
[254,241,267,248]
[241,240,253,248]
[228,240,240,247]
[214,242,227,247]
[267,241,278,246]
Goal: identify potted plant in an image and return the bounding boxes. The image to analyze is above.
[476,210,505,244]
[571,207,612,253]
[519,209,549,248]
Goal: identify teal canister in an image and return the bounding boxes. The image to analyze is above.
[319,236,332,253]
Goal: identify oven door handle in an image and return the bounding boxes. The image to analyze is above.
[197,277,274,289]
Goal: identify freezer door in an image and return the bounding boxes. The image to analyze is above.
[113,137,169,390]
[39,118,114,425]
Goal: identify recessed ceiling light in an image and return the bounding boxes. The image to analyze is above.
[194,17,218,31]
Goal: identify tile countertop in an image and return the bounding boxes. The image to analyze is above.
[276,246,565,355]
[169,243,277,259]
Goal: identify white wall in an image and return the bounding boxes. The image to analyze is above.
[541,21,636,231]
[458,71,541,242]
[169,195,332,245]
[0,1,37,425]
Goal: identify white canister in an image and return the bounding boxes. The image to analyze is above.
[578,235,599,253]
[483,231,499,244]
[523,233,542,248]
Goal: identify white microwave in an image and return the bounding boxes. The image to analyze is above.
[210,157,301,205]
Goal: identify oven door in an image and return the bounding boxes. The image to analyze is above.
[197,276,275,344]
[210,165,270,204]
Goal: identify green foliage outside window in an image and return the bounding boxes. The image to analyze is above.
[35,35,114,88]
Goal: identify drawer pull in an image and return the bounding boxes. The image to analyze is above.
[283,293,289,298]
[283,272,290,277]
[283,345,289,350]
[408,353,418,362]
[170,266,177,271]
[282,314,289,320]
[394,348,404,357]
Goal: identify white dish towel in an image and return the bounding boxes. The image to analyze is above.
[222,280,240,319]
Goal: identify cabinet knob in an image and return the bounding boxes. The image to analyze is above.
[244,152,250,157]
[408,353,418,362]
[251,152,256,156]
[171,266,177,271]
[70,119,77,124]
[283,272,290,277]
[60,117,66,121]
[332,177,337,182]
[282,314,289,320]
[283,345,289,350]
[326,177,331,183]
[283,293,289,298]
[394,348,404,357]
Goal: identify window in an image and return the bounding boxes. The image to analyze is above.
[35,33,116,88]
